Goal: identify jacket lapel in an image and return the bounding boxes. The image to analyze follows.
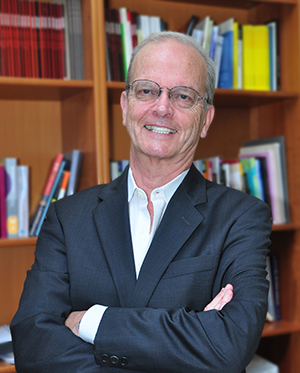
[131,165,207,307]
[92,168,137,308]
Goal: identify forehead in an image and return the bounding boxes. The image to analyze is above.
[131,40,207,89]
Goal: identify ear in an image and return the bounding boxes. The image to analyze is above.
[200,105,215,138]
[120,91,128,127]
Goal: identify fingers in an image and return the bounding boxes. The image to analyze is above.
[204,284,233,311]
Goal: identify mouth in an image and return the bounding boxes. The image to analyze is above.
[145,125,176,134]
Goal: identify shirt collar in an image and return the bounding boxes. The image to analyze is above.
[128,167,189,203]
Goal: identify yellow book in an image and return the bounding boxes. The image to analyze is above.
[253,25,270,91]
[242,25,255,90]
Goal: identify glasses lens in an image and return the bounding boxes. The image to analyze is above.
[171,87,198,109]
[132,81,159,102]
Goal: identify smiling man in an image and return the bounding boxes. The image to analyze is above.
[11,32,272,373]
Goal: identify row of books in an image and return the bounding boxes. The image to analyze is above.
[0,0,84,80]
[29,149,83,237]
[105,8,166,82]
[194,136,289,225]
[110,137,289,225]
[185,15,279,91]
[0,158,29,239]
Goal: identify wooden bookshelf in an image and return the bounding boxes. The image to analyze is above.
[1,0,300,372]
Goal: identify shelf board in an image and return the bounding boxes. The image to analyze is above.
[0,361,15,373]
[0,237,37,248]
[262,320,300,337]
[0,77,93,101]
[153,0,297,8]
[272,223,300,231]
[107,82,299,107]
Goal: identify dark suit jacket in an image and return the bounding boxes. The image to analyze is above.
[11,165,272,373]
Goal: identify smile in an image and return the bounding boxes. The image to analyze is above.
[145,125,176,134]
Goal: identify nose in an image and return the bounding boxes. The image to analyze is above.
[152,88,174,117]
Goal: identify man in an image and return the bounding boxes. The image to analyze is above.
[11,32,272,373]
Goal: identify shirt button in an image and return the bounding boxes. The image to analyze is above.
[137,192,143,198]
[139,228,144,234]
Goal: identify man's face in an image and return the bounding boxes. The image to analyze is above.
[121,40,214,165]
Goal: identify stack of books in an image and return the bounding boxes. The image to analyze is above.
[194,136,289,225]
[0,0,84,80]
[29,149,83,237]
[0,158,29,239]
[105,8,166,81]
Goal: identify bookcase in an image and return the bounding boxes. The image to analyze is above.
[0,0,300,372]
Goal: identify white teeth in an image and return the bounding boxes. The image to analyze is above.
[145,125,176,134]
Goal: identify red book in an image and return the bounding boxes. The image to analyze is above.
[0,164,7,238]
[57,4,65,79]
[10,0,21,76]
[29,0,39,78]
[29,153,64,236]
[0,0,3,76]
[49,2,56,78]
[38,2,47,78]
[18,0,26,77]
[6,1,14,76]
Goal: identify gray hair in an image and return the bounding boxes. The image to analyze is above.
[125,31,216,106]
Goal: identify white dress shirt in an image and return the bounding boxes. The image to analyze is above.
[79,167,188,344]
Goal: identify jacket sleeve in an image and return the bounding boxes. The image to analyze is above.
[93,198,272,373]
[10,202,100,373]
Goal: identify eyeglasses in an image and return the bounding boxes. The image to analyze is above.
[126,79,208,109]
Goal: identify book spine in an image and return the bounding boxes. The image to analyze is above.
[17,165,29,238]
[4,158,19,238]
[35,160,66,236]
[0,164,7,238]
[29,153,64,236]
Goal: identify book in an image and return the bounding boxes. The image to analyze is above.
[4,158,19,238]
[243,136,290,223]
[218,18,234,89]
[266,255,276,321]
[240,157,265,201]
[0,164,7,238]
[35,160,66,236]
[253,25,270,90]
[270,254,281,321]
[242,25,255,90]
[266,19,280,91]
[66,149,83,196]
[17,165,29,238]
[29,153,64,236]
[186,15,198,36]
[57,170,70,200]
[239,143,287,224]
[247,354,279,373]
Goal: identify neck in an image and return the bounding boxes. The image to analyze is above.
[129,151,192,197]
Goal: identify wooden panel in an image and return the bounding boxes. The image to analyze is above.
[0,100,62,215]
[0,245,35,325]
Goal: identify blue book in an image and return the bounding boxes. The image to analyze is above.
[218,18,234,89]
[35,161,66,236]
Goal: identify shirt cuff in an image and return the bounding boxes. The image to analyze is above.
[78,304,107,344]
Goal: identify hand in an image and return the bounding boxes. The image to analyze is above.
[65,310,86,337]
[204,284,233,311]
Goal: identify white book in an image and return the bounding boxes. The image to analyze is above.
[17,165,29,238]
[4,158,19,238]
[247,354,279,373]
[240,143,286,224]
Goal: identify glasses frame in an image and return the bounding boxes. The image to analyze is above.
[126,79,209,109]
